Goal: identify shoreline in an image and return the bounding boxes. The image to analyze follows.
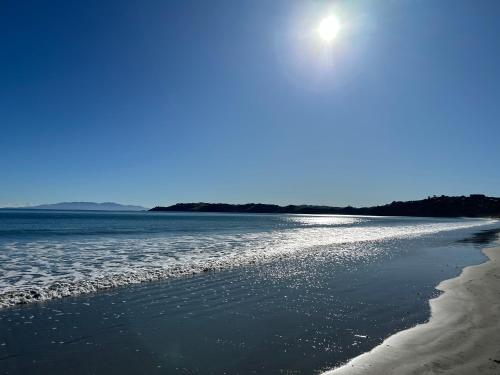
[323,244,500,375]
[2,218,494,310]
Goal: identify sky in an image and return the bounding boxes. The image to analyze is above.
[1,0,500,208]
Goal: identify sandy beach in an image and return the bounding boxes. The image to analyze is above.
[324,244,500,375]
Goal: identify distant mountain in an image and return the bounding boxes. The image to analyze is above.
[23,202,147,211]
[150,195,500,218]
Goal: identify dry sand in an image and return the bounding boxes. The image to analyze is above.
[323,245,500,375]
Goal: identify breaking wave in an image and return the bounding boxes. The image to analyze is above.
[0,214,496,308]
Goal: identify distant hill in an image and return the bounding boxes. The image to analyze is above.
[150,195,500,218]
[22,202,147,211]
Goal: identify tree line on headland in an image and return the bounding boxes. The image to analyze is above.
[150,194,500,218]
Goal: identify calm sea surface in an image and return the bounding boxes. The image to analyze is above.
[0,210,499,374]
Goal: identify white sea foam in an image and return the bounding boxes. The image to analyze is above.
[0,216,496,308]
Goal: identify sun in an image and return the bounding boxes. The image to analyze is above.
[317,15,341,43]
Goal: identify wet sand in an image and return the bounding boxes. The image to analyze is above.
[324,245,500,375]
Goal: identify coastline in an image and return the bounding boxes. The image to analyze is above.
[1,211,499,374]
[323,244,500,375]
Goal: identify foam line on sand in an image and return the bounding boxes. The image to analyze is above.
[323,245,500,375]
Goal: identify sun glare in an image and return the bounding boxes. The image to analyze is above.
[317,15,340,43]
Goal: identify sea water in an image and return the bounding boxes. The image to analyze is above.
[0,210,498,373]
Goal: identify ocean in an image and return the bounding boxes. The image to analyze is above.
[0,210,498,374]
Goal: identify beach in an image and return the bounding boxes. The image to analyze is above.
[324,245,500,375]
[5,0,500,373]
[1,211,499,374]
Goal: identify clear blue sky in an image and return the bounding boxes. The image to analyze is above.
[2,0,500,208]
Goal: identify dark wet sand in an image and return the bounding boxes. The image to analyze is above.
[324,245,500,375]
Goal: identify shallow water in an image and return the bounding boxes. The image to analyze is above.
[0,210,495,308]
[0,211,499,374]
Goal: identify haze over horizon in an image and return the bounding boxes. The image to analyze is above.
[2,0,500,208]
